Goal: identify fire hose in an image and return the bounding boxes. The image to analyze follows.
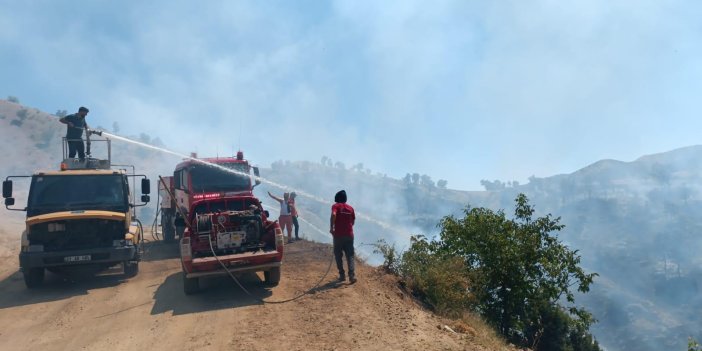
[158,176,334,304]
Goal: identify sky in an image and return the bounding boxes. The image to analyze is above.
[1,0,702,190]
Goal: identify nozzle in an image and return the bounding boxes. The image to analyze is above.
[87,129,103,136]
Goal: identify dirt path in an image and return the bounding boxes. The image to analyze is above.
[0,229,488,351]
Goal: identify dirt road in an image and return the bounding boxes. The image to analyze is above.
[0,224,484,351]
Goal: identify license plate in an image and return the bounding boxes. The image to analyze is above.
[217,232,244,249]
[64,255,91,262]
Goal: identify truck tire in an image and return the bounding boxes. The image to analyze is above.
[23,267,45,288]
[162,211,175,242]
[124,260,139,277]
[183,273,199,295]
[264,267,281,287]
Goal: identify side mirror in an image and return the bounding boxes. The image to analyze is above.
[5,198,15,206]
[141,195,150,203]
[263,210,270,218]
[174,217,185,227]
[253,167,261,186]
[2,180,12,198]
[141,178,151,194]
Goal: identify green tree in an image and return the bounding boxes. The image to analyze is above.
[690,337,702,351]
[434,194,598,349]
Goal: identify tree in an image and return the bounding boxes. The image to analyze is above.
[437,179,448,189]
[420,174,435,188]
[321,156,328,166]
[480,179,506,191]
[7,96,19,103]
[16,109,28,121]
[112,121,120,133]
[334,161,345,170]
[139,133,151,143]
[411,173,420,184]
[403,173,412,185]
[650,163,671,187]
[434,194,598,349]
[55,110,68,118]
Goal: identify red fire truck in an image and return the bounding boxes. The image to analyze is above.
[159,151,284,294]
[159,151,261,242]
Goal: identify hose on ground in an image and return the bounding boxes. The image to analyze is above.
[207,234,335,304]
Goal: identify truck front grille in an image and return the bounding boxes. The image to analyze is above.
[29,219,124,252]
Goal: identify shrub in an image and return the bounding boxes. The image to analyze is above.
[377,236,473,317]
[16,109,28,121]
[381,194,602,351]
[371,239,399,273]
[690,337,702,351]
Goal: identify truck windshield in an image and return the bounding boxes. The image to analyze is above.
[190,163,251,193]
[27,175,129,217]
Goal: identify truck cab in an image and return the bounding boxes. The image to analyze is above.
[2,136,151,288]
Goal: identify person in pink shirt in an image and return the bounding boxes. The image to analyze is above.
[289,192,300,241]
[268,191,294,243]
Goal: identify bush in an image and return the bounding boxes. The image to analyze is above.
[7,96,19,103]
[380,194,601,351]
[375,236,473,317]
[371,239,399,273]
[16,109,28,121]
[690,337,702,351]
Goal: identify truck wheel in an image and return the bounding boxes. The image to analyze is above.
[264,267,281,287]
[124,261,139,277]
[23,267,45,288]
[183,273,199,295]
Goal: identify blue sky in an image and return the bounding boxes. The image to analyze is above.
[2,0,702,190]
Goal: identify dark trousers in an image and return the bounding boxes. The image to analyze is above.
[292,216,299,238]
[68,140,85,160]
[333,236,355,279]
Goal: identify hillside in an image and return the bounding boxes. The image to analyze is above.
[3,99,700,350]
[0,236,507,350]
[0,99,512,350]
[261,148,702,350]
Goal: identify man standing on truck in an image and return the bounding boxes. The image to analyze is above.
[330,190,356,284]
[268,191,294,243]
[59,106,89,161]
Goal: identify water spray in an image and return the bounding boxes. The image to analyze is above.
[100,131,405,235]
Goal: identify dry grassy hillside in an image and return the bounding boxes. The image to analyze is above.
[0,99,520,351]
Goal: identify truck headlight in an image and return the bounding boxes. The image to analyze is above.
[27,245,44,252]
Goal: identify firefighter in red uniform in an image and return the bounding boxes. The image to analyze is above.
[330,190,356,284]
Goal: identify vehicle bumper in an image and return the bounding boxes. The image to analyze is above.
[183,250,282,278]
[185,261,281,279]
[19,246,138,269]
